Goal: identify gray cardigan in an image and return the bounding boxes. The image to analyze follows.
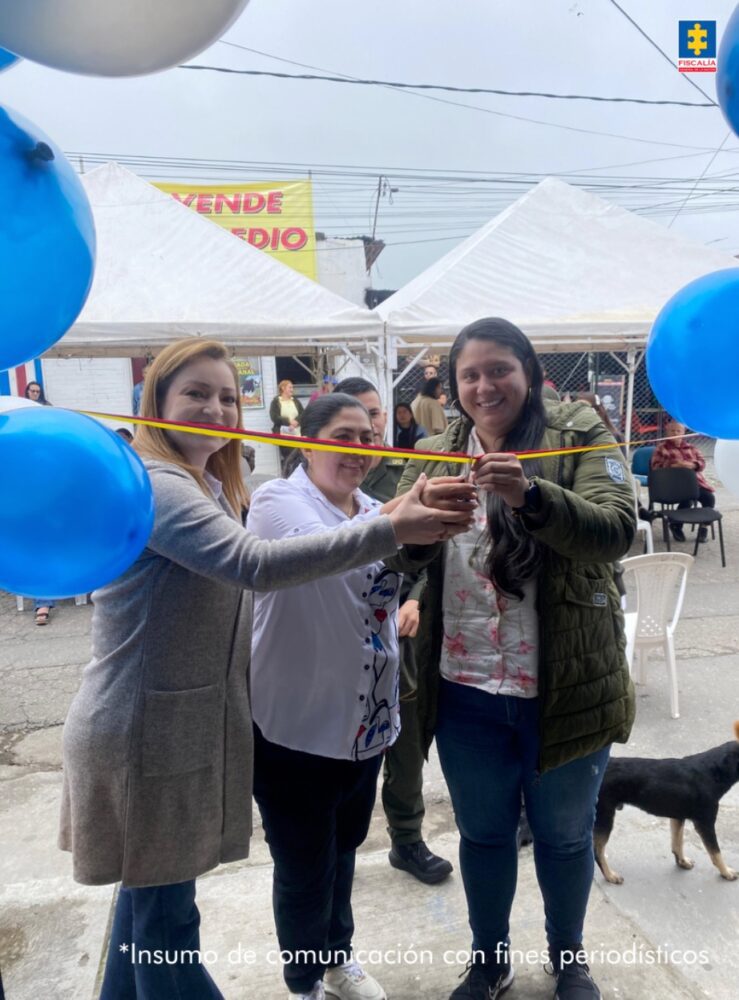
[59,460,398,888]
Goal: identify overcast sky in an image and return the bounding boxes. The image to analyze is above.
[2,0,737,288]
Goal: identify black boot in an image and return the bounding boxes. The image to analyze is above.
[670,524,686,542]
[450,960,514,1000]
[388,840,453,884]
[549,946,601,1000]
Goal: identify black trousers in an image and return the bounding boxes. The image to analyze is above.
[253,724,382,994]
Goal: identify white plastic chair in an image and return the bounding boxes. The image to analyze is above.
[620,552,693,719]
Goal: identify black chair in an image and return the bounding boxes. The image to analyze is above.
[648,467,726,567]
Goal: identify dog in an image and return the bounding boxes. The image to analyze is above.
[594,722,739,884]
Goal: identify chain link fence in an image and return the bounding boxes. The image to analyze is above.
[393,348,713,467]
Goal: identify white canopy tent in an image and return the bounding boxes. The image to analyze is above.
[377,177,739,442]
[49,163,383,362]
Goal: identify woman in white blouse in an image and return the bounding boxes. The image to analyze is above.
[248,393,474,1000]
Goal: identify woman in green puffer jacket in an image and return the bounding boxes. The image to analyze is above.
[395,318,636,1000]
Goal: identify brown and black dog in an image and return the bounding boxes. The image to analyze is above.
[594,722,739,884]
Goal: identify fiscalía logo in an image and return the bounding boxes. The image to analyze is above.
[678,20,717,73]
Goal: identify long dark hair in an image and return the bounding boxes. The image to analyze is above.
[449,318,547,600]
[283,392,369,477]
[419,376,442,399]
[24,381,50,405]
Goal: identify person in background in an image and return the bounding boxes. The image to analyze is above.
[24,381,54,623]
[24,381,50,405]
[335,377,454,888]
[394,401,427,450]
[270,379,305,470]
[249,394,475,1000]
[310,374,339,402]
[651,416,715,542]
[423,362,448,406]
[115,427,134,444]
[241,442,256,473]
[396,317,635,1000]
[60,338,457,1000]
[132,363,151,417]
[412,377,448,436]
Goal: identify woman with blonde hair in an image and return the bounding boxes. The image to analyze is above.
[59,338,469,1000]
[271,378,305,469]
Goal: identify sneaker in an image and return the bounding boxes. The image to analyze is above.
[324,960,386,1000]
[697,526,709,543]
[550,948,601,1000]
[670,525,686,542]
[450,961,514,999]
[290,981,325,1000]
[388,840,453,884]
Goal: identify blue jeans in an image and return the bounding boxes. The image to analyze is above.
[436,679,609,964]
[33,599,55,610]
[100,880,223,1000]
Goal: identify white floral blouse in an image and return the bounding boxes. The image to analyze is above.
[439,429,539,698]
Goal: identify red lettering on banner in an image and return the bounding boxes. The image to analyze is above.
[230,226,310,251]
[247,228,270,249]
[172,193,196,208]
[215,193,241,214]
[281,228,308,250]
[266,191,284,214]
[242,193,266,214]
[196,194,213,214]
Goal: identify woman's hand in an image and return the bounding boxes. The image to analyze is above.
[289,418,299,429]
[397,599,420,638]
[472,452,529,509]
[388,475,475,545]
[420,474,477,511]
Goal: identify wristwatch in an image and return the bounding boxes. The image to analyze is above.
[511,478,542,516]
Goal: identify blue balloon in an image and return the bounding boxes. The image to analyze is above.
[0,104,95,371]
[718,6,739,137]
[0,47,20,71]
[647,268,739,439]
[0,408,154,598]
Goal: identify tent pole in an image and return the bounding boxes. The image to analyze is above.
[392,344,428,389]
[624,348,637,461]
[382,327,396,442]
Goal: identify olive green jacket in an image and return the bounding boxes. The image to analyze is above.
[396,401,637,773]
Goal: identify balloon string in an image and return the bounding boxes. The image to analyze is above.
[77,409,701,467]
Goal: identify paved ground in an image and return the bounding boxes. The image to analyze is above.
[1,473,738,1000]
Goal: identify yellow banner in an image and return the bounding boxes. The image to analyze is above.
[155,180,316,280]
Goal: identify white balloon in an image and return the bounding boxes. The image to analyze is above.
[714,439,739,497]
[0,395,41,412]
[0,0,250,77]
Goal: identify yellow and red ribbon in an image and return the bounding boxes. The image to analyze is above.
[77,409,697,467]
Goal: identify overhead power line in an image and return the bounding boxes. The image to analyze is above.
[606,0,717,106]
[179,63,713,107]
[198,39,728,153]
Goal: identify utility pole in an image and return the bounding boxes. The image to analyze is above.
[371,175,385,243]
